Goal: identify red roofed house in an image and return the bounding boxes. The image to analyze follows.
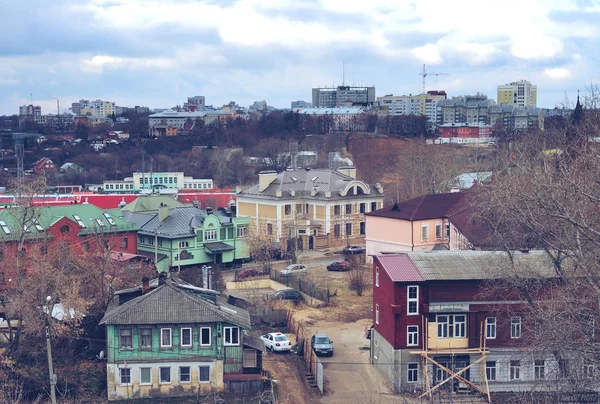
[365,192,486,259]
[33,157,56,175]
[371,251,567,397]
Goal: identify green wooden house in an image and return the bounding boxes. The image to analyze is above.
[99,277,264,401]
[123,204,250,273]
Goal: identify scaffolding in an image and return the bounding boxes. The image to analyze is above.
[410,318,491,402]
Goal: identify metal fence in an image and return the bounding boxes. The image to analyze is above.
[270,269,334,304]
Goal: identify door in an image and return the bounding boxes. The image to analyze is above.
[215,253,222,264]
[309,236,314,250]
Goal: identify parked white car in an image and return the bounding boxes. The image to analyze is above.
[260,332,292,352]
[280,264,307,276]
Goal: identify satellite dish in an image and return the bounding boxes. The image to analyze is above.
[96,350,105,360]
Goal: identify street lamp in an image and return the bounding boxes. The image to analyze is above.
[45,296,57,404]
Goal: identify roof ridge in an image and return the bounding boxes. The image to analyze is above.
[410,195,427,220]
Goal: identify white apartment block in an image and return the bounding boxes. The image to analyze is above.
[312,86,376,108]
[377,92,447,126]
[497,80,537,108]
[148,111,220,129]
[73,99,116,117]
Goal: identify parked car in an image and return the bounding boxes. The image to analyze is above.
[311,334,333,356]
[280,264,307,276]
[237,269,262,279]
[268,289,304,303]
[327,261,352,271]
[343,245,365,255]
[261,332,292,352]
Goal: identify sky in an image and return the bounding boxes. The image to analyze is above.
[1,0,599,115]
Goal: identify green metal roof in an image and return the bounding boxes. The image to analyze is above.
[121,195,184,212]
[0,204,139,241]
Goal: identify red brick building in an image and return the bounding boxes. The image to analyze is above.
[32,157,56,175]
[438,124,493,139]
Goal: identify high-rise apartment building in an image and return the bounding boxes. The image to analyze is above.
[19,104,42,117]
[377,91,447,126]
[312,85,375,108]
[183,96,205,112]
[497,80,537,107]
[72,99,116,117]
[437,94,495,126]
[291,100,312,110]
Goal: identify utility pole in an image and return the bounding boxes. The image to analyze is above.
[45,296,57,404]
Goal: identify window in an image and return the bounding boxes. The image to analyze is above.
[199,366,210,383]
[407,286,419,315]
[486,317,496,339]
[435,222,442,239]
[334,224,341,237]
[83,241,89,252]
[140,367,152,385]
[360,222,365,235]
[200,327,211,346]
[407,363,419,383]
[559,359,570,379]
[454,315,466,338]
[375,267,379,287]
[40,246,47,256]
[437,315,449,338]
[284,204,291,215]
[180,328,192,347]
[179,366,191,383]
[421,224,429,242]
[237,226,247,238]
[160,367,171,384]
[161,328,172,348]
[345,223,352,236]
[179,241,190,249]
[534,360,545,379]
[360,203,366,213]
[371,202,378,212]
[103,239,109,249]
[345,204,352,214]
[445,222,450,239]
[375,304,380,324]
[486,361,497,381]
[140,328,152,349]
[119,328,132,350]
[205,230,217,241]
[243,349,257,368]
[305,203,309,214]
[121,237,128,249]
[334,205,341,215]
[584,364,595,379]
[511,317,522,339]
[0,272,4,285]
[224,327,239,346]
[407,326,419,346]
[267,223,273,235]
[510,360,521,380]
[60,225,70,234]
[120,368,131,385]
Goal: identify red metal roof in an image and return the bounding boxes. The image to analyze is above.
[375,254,424,283]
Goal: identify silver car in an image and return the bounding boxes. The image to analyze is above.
[311,333,333,356]
[280,264,307,276]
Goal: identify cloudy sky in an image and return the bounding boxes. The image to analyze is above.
[1,0,599,115]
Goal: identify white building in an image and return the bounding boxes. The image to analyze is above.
[102,172,213,193]
[497,80,537,107]
[296,107,367,132]
[312,86,375,108]
[73,99,116,117]
[377,91,447,126]
[148,111,220,129]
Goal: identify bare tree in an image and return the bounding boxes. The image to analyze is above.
[345,256,371,296]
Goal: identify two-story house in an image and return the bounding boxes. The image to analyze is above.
[370,251,565,397]
[123,205,249,272]
[365,192,492,259]
[100,276,263,400]
[0,204,139,292]
[237,167,384,250]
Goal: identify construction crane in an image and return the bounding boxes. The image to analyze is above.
[419,64,449,94]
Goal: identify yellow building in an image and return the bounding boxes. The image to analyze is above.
[236,168,384,250]
[497,80,537,107]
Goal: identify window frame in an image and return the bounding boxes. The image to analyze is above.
[407,285,419,315]
[509,360,521,380]
[375,304,379,325]
[139,327,153,350]
[534,360,545,380]
[199,365,211,383]
[160,328,172,348]
[511,317,522,339]
[486,361,497,381]
[179,366,191,384]
[159,367,172,384]
[224,326,240,346]
[486,317,497,339]
[119,367,131,386]
[284,204,292,215]
[119,328,133,350]
[139,367,152,385]
[205,230,218,241]
[454,315,466,338]
[407,325,419,347]
[444,221,450,239]
[237,226,247,238]
[180,327,193,348]
[407,363,419,383]
[435,221,442,240]
[200,327,212,347]
[375,267,379,287]
[437,315,449,338]
[243,349,258,368]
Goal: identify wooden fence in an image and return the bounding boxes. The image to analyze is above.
[287,312,324,394]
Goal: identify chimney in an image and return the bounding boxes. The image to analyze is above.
[258,170,277,192]
[290,190,295,197]
[325,191,331,198]
[158,206,169,222]
[375,183,384,194]
[275,189,282,198]
[311,186,319,196]
[337,166,357,179]
[158,272,167,285]
[141,277,150,294]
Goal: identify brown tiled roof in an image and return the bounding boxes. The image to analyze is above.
[366,192,466,221]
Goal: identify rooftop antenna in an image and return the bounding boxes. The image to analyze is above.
[342,61,346,86]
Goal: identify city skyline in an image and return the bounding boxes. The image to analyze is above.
[1,0,599,115]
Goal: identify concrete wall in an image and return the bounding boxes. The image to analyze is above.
[372,329,401,393]
[107,360,223,400]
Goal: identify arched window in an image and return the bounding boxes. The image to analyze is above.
[60,225,70,234]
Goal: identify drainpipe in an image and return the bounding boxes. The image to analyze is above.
[411,220,414,251]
